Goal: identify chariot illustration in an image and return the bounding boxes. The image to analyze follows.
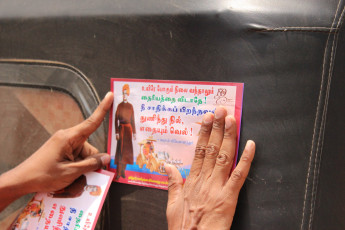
[11,197,44,230]
[136,136,183,174]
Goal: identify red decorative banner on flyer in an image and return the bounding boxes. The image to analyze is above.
[108,78,244,190]
[9,170,114,230]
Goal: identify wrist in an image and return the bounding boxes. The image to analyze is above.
[196,216,232,230]
[0,167,33,193]
[178,215,231,230]
[0,168,32,212]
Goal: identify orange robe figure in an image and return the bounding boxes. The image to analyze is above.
[114,101,136,178]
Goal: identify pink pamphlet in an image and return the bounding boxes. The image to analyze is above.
[108,78,244,190]
[9,170,114,230]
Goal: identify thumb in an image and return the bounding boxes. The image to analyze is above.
[70,153,111,174]
[165,164,183,206]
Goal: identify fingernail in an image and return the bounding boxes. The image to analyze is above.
[101,155,111,165]
[203,113,213,125]
[104,92,111,99]
[245,140,255,151]
[164,163,171,177]
[225,115,234,129]
[215,107,226,119]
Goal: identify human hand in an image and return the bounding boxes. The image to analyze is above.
[116,134,119,140]
[2,92,114,195]
[165,107,255,230]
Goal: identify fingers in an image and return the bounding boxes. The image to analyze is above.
[211,116,237,185]
[79,142,100,159]
[69,92,114,147]
[165,164,183,206]
[68,153,111,175]
[200,107,227,178]
[225,140,255,195]
[188,113,214,178]
[66,142,99,161]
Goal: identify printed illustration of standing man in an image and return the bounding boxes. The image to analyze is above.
[114,84,136,180]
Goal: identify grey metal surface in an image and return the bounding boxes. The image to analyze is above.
[0,61,105,151]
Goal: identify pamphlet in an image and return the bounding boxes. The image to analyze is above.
[9,170,114,230]
[108,78,244,190]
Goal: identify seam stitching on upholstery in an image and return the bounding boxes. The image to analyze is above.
[258,27,337,33]
[300,34,330,230]
[338,5,345,28]
[265,26,332,29]
[300,0,342,229]
[256,29,336,34]
[308,34,334,230]
[300,34,331,230]
[308,5,345,229]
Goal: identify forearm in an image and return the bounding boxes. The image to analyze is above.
[0,92,114,213]
[0,167,33,212]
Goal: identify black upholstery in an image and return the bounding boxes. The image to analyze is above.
[0,1,344,229]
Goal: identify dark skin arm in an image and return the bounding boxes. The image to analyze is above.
[0,92,114,212]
